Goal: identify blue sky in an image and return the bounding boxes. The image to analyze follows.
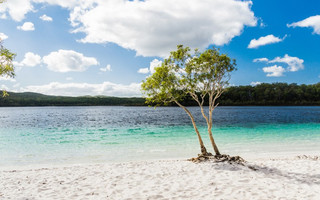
[0,0,320,96]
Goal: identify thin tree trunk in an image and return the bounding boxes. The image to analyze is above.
[190,93,220,156]
[208,96,221,155]
[174,101,209,155]
[208,123,220,155]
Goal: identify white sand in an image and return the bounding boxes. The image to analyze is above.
[1,156,320,200]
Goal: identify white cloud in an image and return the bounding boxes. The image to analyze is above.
[18,81,142,97]
[40,14,53,22]
[1,0,256,57]
[253,58,269,63]
[100,64,112,72]
[248,34,284,49]
[43,49,99,72]
[0,0,34,21]
[0,0,80,21]
[149,59,162,73]
[262,65,285,77]
[0,77,16,82]
[71,0,256,57]
[138,59,162,74]
[269,54,304,72]
[17,22,35,31]
[13,50,99,72]
[250,81,261,86]
[14,52,41,67]
[288,15,320,35]
[254,54,304,77]
[0,32,8,40]
[138,68,150,74]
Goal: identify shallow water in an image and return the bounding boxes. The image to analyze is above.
[1,106,320,166]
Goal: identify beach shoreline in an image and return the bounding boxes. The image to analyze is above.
[1,155,319,200]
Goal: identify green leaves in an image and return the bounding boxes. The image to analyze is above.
[0,46,15,78]
[141,45,236,107]
[141,63,182,106]
[0,41,16,97]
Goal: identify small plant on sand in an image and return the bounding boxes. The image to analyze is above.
[142,45,243,163]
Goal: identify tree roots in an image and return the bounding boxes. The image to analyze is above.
[188,154,246,165]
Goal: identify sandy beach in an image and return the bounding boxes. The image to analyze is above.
[1,155,319,200]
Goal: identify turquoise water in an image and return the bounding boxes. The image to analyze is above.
[1,106,320,166]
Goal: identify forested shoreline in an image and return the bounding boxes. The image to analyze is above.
[220,82,320,106]
[1,82,320,107]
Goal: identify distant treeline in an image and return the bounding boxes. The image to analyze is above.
[1,82,320,107]
[0,92,146,107]
[219,82,320,106]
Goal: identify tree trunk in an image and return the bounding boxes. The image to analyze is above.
[208,125,221,155]
[208,102,221,155]
[190,114,208,155]
[174,101,209,155]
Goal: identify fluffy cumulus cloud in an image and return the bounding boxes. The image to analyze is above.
[17,22,35,31]
[269,54,304,72]
[288,15,320,35]
[0,32,8,40]
[18,82,142,97]
[138,59,162,74]
[100,64,112,72]
[0,0,34,21]
[248,34,285,49]
[1,0,256,57]
[43,49,99,72]
[254,54,304,77]
[0,0,80,21]
[39,14,53,21]
[70,0,256,57]
[262,65,285,77]
[14,52,42,67]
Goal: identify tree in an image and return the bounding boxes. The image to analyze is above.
[141,45,236,156]
[0,42,15,77]
[0,0,15,97]
[0,39,15,97]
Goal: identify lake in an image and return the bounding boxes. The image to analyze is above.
[1,106,320,166]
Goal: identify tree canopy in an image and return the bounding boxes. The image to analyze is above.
[0,40,15,97]
[0,43,15,77]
